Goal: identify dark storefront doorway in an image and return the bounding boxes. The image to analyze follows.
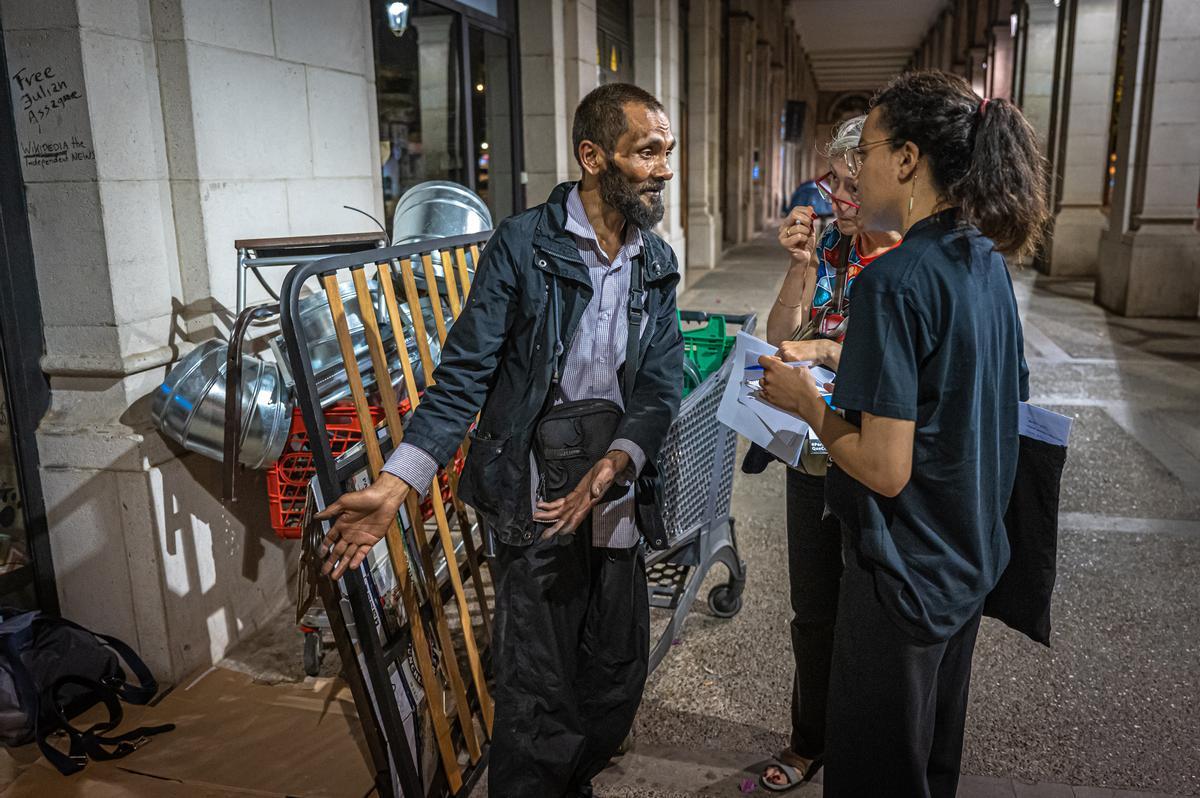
[0,26,58,612]
[372,0,524,229]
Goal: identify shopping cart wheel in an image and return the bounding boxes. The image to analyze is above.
[707,584,743,619]
[303,630,324,677]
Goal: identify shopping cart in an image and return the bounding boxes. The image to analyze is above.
[646,310,752,672]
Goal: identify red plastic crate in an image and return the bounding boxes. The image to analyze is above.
[266,400,464,539]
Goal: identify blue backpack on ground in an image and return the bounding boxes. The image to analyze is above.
[0,608,174,775]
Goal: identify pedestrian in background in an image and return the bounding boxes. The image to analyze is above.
[757,70,1046,797]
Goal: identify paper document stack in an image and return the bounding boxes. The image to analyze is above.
[716,331,834,468]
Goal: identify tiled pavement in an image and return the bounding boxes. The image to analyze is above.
[583,233,1200,798]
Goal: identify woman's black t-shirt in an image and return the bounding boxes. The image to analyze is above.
[826,209,1029,642]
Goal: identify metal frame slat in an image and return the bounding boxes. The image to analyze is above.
[420,252,450,345]
[321,273,465,794]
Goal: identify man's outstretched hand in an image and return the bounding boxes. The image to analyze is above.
[533,450,632,541]
[316,472,411,580]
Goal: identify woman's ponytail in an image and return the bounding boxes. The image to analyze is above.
[956,97,1049,257]
[873,71,1051,257]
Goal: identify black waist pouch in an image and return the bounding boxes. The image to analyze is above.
[533,398,626,503]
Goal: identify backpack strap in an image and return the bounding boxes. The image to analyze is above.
[38,675,174,776]
[622,252,645,409]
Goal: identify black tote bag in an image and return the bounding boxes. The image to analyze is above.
[984,434,1068,646]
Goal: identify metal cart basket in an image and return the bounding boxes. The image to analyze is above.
[646,310,753,672]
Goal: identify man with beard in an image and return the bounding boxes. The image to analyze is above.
[317,83,684,797]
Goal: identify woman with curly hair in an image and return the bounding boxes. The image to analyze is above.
[758,114,901,792]
[757,70,1046,797]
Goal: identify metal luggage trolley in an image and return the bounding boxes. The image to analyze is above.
[279,234,493,798]
[646,310,753,672]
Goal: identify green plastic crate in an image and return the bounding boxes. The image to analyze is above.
[681,314,735,384]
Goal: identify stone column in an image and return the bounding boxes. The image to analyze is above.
[562,0,599,182]
[631,0,685,270]
[1046,0,1121,276]
[750,38,770,233]
[1020,0,1061,149]
[1096,0,1200,317]
[724,11,753,246]
[685,0,722,271]
[518,0,570,202]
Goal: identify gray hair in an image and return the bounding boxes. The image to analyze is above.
[820,114,867,158]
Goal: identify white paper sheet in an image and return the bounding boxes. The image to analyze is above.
[1019,402,1073,446]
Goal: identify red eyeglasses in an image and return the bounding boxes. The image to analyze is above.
[815,171,860,210]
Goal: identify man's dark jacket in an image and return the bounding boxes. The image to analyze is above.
[403,182,685,546]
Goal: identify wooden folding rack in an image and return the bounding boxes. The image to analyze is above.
[279,232,492,798]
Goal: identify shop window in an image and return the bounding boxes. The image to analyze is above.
[469,26,515,221]
[597,0,634,84]
[372,0,523,229]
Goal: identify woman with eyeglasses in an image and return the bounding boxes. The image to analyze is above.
[757,70,1044,797]
[758,115,901,792]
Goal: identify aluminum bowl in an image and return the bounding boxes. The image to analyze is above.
[152,340,292,468]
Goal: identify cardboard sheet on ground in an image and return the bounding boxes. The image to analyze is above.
[2,666,375,798]
[716,331,833,468]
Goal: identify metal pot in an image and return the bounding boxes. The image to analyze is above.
[152,340,292,468]
[284,279,450,407]
[391,181,493,247]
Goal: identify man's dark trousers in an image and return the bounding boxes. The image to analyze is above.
[823,532,983,798]
[488,520,649,798]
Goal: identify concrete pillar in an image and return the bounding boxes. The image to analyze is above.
[685,0,722,272]
[518,0,571,202]
[724,12,754,246]
[628,0,685,273]
[1096,0,1200,317]
[1047,0,1122,277]
[3,0,380,682]
[562,0,599,182]
[751,39,770,233]
[1020,0,1061,150]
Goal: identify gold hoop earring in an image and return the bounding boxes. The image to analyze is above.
[905,179,917,228]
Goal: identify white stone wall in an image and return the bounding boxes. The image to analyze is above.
[1139,0,1200,222]
[157,0,382,326]
[1048,0,1121,277]
[3,0,381,682]
[518,0,571,202]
